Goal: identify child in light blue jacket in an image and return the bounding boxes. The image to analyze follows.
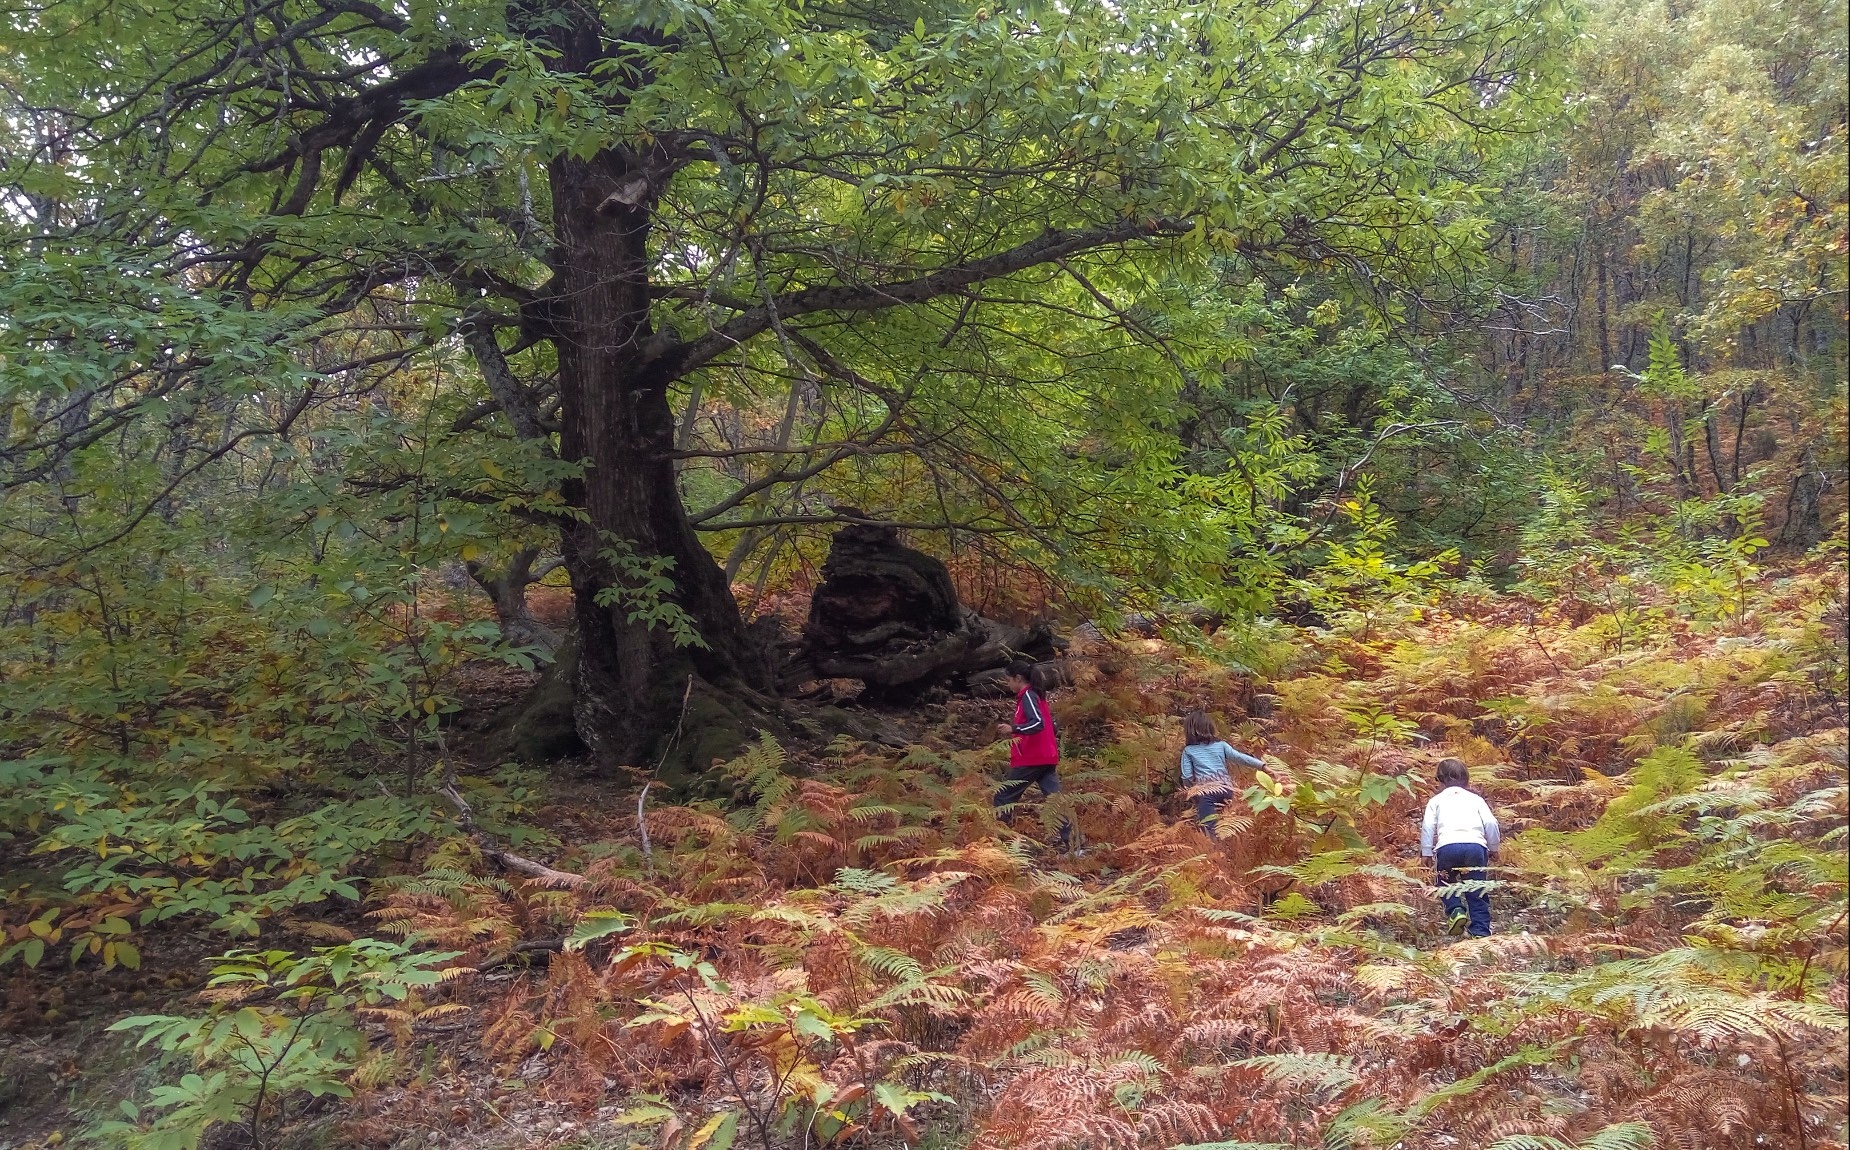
[1180,709,1264,834]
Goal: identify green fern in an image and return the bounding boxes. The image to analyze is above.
[1486,1121,1654,1150]
[856,945,924,982]
[371,867,514,898]
[1229,1052,1358,1093]
[832,867,899,895]
[864,978,968,1011]
[721,734,792,831]
[1021,969,1065,1011]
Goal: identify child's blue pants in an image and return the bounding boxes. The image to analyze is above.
[1193,788,1234,833]
[1434,841,1492,937]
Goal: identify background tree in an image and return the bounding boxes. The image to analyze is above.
[1477,0,1847,543]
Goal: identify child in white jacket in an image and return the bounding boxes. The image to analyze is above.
[1420,757,1500,937]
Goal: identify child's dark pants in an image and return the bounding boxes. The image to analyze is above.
[1193,788,1235,833]
[995,765,1071,849]
[1434,841,1491,937]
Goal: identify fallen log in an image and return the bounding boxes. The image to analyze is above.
[439,782,586,889]
[799,520,1056,698]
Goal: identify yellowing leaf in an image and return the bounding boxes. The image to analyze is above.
[685,1111,738,1150]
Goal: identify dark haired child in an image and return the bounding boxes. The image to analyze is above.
[1420,757,1501,937]
[993,660,1073,851]
[1178,709,1264,835]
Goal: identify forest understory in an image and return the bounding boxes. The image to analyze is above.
[5,548,1844,1150]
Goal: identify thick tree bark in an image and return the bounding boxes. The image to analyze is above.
[540,18,770,769]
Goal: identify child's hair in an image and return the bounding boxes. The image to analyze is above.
[1007,659,1060,694]
[1183,708,1218,746]
[1436,757,1470,788]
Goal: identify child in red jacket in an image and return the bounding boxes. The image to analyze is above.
[993,660,1073,850]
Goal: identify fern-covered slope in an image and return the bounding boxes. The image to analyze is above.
[314,560,1849,1150]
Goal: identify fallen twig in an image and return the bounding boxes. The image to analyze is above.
[638,676,696,874]
[439,777,586,889]
[637,780,654,871]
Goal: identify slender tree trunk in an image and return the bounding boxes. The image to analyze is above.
[1663,408,1684,492]
[467,547,560,654]
[540,23,769,768]
[1703,408,1730,494]
[1728,383,1758,490]
[1594,244,1612,371]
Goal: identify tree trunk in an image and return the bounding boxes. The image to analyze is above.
[466,547,561,655]
[542,27,770,770]
[1594,244,1612,371]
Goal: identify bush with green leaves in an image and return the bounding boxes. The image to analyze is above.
[0,391,544,968]
[98,940,466,1150]
[615,938,949,1148]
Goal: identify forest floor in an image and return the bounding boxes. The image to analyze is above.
[2,564,1846,1150]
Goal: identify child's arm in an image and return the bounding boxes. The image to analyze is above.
[1479,794,1501,854]
[1011,691,1047,735]
[1420,798,1437,859]
[1223,744,1264,772]
[1178,747,1193,785]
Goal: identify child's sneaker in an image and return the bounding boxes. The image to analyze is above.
[1446,911,1468,937]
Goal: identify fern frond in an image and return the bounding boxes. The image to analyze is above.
[1486,1122,1654,1150]
[1021,969,1065,1011]
[1230,1052,1358,1092]
[854,827,932,851]
[856,945,924,982]
[833,867,898,894]
[847,803,903,821]
[651,901,755,927]
[865,980,968,1010]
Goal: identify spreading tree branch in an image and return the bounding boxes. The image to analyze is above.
[645,219,1192,381]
